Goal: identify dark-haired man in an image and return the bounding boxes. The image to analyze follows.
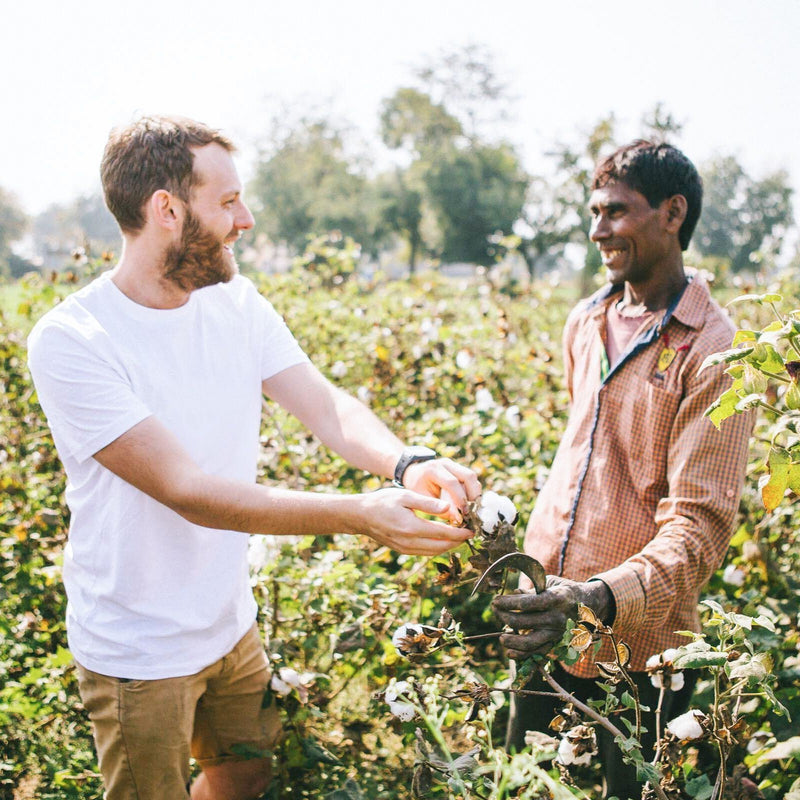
[27,116,480,800]
[492,141,753,798]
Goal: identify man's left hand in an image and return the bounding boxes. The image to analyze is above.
[492,577,613,660]
[402,458,481,524]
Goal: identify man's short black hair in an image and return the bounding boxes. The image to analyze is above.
[592,140,703,250]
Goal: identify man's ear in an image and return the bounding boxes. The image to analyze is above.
[147,190,181,231]
[664,194,688,235]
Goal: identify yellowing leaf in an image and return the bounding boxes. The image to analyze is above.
[375,345,389,362]
[760,449,791,511]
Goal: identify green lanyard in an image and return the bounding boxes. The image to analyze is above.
[599,344,611,382]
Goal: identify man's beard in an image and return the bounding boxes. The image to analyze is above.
[163,209,238,291]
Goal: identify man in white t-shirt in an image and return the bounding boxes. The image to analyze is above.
[27,115,480,800]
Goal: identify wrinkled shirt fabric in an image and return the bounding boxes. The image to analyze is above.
[524,276,753,677]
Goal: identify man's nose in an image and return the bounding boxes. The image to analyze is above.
[590,215,609,242]
[236,202,255,231]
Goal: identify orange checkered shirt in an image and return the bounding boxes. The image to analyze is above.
[524,276,754,678]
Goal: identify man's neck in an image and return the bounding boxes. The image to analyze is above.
[621,260,687,313]
[111,243,191,310]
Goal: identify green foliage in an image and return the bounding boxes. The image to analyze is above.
[693,156,795,272]
[423,144,528,266]
[2,264,800,799]
[249,119,376,255]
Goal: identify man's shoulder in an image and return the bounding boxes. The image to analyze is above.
[28,273,114,350]
[683,278,737,351]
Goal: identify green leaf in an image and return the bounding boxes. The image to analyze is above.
[302,736,342,766]
[698,346,754,373]
[325,779,364,800]
[685,773,714,800]
[619,691,637,709]
[673,651,728,669]
[754,735,800,764]
[732,329,758,345]
[634,762,660,785]
[727,293,782,307]
[705,387,741,429]
[736,393,763,412]
[788,463,800,495]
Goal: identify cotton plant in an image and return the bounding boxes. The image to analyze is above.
[270,666,318,704]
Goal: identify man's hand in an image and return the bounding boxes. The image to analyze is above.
[402,458,481,524]
[355,487,475,556]
[492,577,613,660]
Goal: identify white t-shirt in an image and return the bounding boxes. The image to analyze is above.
[27,272,309,679]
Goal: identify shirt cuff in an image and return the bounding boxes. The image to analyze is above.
[590,565,645,634]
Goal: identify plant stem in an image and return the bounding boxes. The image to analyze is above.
[463,631,505,642]
[536,666,627,741]
[757,399,784,416]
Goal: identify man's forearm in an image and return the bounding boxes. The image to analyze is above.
[171,472,370,536]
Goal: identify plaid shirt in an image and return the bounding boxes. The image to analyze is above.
[524,276,754,677]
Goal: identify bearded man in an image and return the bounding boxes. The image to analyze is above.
[27,115,480,800]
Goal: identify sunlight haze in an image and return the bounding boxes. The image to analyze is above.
[3,0,798,216]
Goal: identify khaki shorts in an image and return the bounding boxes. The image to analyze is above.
[75,623,281,800]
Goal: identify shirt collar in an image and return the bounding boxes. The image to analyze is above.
[585,271,711,331]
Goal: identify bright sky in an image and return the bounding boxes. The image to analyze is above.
[3,0,798,217]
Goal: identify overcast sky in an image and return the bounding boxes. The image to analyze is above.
[2,0,798,216]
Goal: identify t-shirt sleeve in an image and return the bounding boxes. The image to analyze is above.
[27,321,152,465]
[250,288,310,380]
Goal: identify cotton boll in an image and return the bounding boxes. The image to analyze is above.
[670,672,685,691]
[384,680,412,704]
[357,386,373,405]
[477,490,518,532]
[504,405,521,429]
[385,680,416,721]
[475,387,496,412]
[271,672,294,696]
[392,623,422,656]
[722,564,746,586]
[456,349,474,369]
[557,737,592,766]
[667,710,705,740]
[389,701,416,721]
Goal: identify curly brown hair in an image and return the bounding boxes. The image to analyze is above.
[100,115,235,235]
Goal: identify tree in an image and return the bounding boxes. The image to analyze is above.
[249,119,375,254]
[373,170,425,274]
[32,193,120,268]
[423,143,528,265]
[0,187,29,278]
[414,44,509,141]
[518,116,617,287]
[640,102,684,144]
[693,156,795,272]
[379,88,462,157]
[379,49,527,269]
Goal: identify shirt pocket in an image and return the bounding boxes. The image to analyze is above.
[608,372,682,496]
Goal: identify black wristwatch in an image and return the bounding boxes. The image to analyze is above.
[393,446,437,487]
